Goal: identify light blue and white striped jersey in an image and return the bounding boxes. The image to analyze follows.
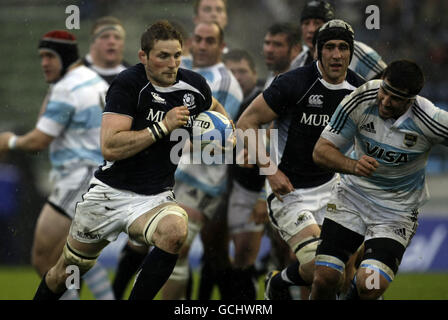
[176,61,243,196]
[321,80,448,212]
[350,41,387,81]
[36,65,108,175]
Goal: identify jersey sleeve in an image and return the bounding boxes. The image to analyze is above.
[320,90,359,151]
[36,86,76,137]
[104,72,138,118]
[426,103,448,147]
[262,72,297,115]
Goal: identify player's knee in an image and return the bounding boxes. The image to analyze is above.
[144,205,188,253]
[313,254,346,290]
[161,216,188,252]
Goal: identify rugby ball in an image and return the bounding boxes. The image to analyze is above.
[192,111,234,150]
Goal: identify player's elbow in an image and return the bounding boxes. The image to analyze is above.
[102,146,120,161]
[312,140,328,168]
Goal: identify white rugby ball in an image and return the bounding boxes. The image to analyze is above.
[192,111,234,150]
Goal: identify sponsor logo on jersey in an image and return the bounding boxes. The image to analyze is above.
[365,142,409,163]
[151,92,167,104]
[307,95,324,108]
[146,108,166,122]
[300,112,330,127]
[360,121,376,133]
[183,93,196,110]
[403,133,418,147]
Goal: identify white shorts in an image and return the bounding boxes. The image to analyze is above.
[48,166,96,219]
[70,176,177,244]
[227,180,265,235]
[174,181,225,219]
[267,175,339,242]
[325,181,418,248]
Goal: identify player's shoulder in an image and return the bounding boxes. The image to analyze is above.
[354,40,378,54]
[338,79,380,115]
[352,79,381,95]
[178,67,208,85]
[110,63,148,89]
[54,65,106,92]
[274,62,318,90]
[346,68,367,87]
[412,95,440,117]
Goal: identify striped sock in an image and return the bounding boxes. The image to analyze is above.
[82,263,115,300]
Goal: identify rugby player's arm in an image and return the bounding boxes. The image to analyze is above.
[237,94,294,199]
[236,93,278,167]
[0,129,53,153]
[313,137,378,177]
[101,106,189,161]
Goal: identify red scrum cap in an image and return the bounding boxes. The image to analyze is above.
[38,30,79,76]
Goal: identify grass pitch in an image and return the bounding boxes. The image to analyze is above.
[0,266,447,300]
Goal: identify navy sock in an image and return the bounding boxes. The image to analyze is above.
[34,273,65,300]
[272,260,309,290]
[112,243,147,299]
[128,247,178,300]
[232,266,257,300]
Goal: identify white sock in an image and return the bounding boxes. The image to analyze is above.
[82,263,115,300]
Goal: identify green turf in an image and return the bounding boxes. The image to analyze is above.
[0,266,447,300]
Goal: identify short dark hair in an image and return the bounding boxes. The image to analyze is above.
[193,0,227,15]
[141,20,183,55]
[267,23,301,47]
[383,60,424,96]
[223,49,256,72]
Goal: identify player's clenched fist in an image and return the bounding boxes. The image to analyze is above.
[163,106,190,131]
[354,155,379,177]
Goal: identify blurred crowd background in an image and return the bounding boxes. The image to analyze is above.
[0,0,447,266]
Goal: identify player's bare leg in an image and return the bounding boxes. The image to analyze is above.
[161,204,204,300]
[127,202,188,300]
[31,204,71,276]
[34,236,108,300]
[354,266,390,300]
[311,264,344,299]
[265,224,320,299]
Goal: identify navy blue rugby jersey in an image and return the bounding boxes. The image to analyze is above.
[263,61,365,188]
[95,63,212,195]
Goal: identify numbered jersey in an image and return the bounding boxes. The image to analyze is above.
[321,80,448,212]
[36,65,108,174]
[95,64,212,195]
[263,61,365,188]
